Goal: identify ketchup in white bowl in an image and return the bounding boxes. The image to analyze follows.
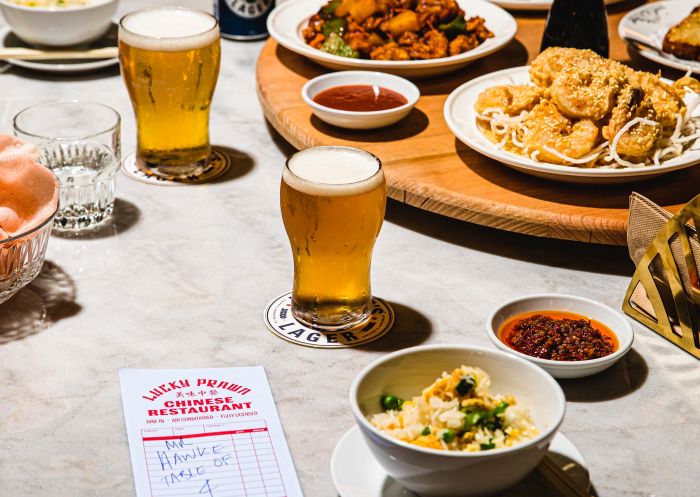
[312,85,408,112]
[302,71,420,129]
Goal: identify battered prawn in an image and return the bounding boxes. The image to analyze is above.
[474,47,700,169]
[628,71,685,128]
[549,66,626,121]
[673,76,700,95]
[521,101,600,164]
[529,47,599,88]
[530,47,628,91]
[474,85,543,116]
[603,86,661,160]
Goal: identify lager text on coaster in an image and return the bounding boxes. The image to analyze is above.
[264,293,394,348]
[121,147,230,186]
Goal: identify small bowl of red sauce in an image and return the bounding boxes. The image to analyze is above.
[486,294,634,379]
[302,71,420,130]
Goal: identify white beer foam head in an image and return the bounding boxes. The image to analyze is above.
[284,146,383,197]
[119,7,219,52]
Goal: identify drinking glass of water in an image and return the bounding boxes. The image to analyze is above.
[37,141,118,230]
[13,101,121,230]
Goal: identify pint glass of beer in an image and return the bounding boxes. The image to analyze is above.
[280,146,386,330]
[119,7,221,178]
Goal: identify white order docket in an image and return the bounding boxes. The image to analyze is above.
[119,366,304,497]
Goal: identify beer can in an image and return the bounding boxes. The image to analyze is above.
[213,0,274,40]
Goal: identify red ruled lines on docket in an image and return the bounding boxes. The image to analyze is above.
[141,420,287,497]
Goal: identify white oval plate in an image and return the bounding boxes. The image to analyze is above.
[488,0,624,11]
[444,66,700,184]
[267,0,517,78]
[619,0,700,75]
[331,426,589,497]
[0,26,118,74]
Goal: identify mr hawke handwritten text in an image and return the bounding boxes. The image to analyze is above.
[154,437,234,497]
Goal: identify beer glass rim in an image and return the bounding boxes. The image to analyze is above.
[284,146,383,187]
[13,100,120,142]
[119,6,219,40]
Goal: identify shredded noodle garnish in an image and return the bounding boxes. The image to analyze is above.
[605,117,659,168]
[541,147,597,165]
[476,91,700,169]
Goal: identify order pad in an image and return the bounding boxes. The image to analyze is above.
[119,367,304,497]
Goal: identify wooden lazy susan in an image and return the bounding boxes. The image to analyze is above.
[256,3,700,245]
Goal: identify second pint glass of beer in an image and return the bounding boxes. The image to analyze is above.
[281,147,386,330]
[119,7,221,178]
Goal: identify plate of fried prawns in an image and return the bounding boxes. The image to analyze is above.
[444,47,700,183]
[267,0,516,77]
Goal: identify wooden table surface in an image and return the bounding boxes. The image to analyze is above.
[257,0,700,245]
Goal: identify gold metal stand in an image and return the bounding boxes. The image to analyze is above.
[624,195,700,359]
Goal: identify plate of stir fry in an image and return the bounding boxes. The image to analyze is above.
[444,47,700,183]
[267,0,516,77]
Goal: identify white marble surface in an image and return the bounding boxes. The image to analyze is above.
[0,1,697,496]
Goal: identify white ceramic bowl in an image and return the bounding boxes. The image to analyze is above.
[0,0,118,47]
[302,71,419,130]
[350,344,566,497]
[487,294,634,379]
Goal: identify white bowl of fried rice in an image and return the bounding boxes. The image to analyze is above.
[0,0,118,47]
[350,344,565,497]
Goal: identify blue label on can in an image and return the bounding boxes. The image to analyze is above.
[215,0,274,39]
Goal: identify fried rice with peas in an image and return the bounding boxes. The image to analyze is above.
[369,366,538,452]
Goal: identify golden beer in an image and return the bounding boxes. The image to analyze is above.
[281,147,386,330]
[118,7,220,177]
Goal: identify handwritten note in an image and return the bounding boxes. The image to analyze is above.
[120,367,303,497]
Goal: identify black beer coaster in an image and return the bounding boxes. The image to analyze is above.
[263,292,394,349]
[121,147,230,186]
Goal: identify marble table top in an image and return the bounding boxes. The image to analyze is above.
[0,1,696,496]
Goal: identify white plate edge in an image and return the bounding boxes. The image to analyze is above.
[0,26,118,73]
[330,425,588,497]
[618,0,700,75]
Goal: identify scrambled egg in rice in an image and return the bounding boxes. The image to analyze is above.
[369,366,538,452]
[9,0,88,7]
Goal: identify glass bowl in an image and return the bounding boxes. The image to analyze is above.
[0,206,57,304]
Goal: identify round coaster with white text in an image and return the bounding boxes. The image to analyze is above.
[121,147,230,186]
[264,293,394,348]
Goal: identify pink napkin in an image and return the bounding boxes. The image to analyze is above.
[0,135,59,240]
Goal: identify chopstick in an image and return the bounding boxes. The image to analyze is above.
[0,47,118,61]
[535,455,593,497]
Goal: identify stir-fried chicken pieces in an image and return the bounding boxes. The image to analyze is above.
[303,0,493,60]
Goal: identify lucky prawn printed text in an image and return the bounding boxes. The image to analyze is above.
[142,378,254,417]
